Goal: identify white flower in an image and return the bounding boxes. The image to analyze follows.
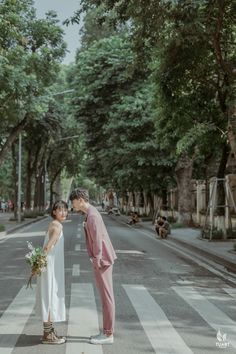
[27,241,34,251]
[25,253,31,259]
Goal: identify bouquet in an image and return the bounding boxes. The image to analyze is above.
[25,241,47,289]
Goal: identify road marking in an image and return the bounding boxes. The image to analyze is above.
[223,288,236,299]
[75,244,81,251]
[0,285,35,354]
[116,250,145,255]
[2,231,45,240]
[72,264,80,276]
[66,283,103,354]
[119,221,236,285]
[173,286,236,349]
[123,284,193,354]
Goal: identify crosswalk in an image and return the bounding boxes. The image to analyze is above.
[0,221,236,354]
[0,286,36,354]
[66,283,103,354]
[173,286,236,350]
[0,279,236,353]
[124,285,193,354]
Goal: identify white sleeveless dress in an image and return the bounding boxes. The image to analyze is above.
[35,228,66,322]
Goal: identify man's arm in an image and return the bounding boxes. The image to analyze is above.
[88,214,102,268]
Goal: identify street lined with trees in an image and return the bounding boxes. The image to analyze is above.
[1,2,236,353]
[68,0,236,233]
[0,0,236,236]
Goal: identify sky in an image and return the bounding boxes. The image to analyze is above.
[34,0,83,64]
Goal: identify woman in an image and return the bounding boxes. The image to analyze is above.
[35,200,68,344]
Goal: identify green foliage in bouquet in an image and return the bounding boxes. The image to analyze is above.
[25,241,47,289]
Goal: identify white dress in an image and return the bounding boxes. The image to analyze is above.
[35,228,66,322]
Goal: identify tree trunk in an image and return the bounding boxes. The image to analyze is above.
[216,142,230,216]
[0,115,28,167]
[161,188,168,211]
[175,154,193,225]
[25,149,33,210]
[11,144,18,220]
[34,167,45,211]
[228,102,236,158]
[143,191,148,215]
[215,143,230,239]
[33,172,40,211]
[49,169,62,208]
[146,191,154,217]
[39,169,45,211]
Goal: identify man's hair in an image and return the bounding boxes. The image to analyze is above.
[162,216,167,221]
[69,189,89,202]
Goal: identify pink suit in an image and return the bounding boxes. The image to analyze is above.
[84,205,117,334]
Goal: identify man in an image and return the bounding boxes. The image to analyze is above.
[155,216,170,239]
[69,189,117,345]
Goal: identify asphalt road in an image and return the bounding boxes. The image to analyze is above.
[0,212,235,354]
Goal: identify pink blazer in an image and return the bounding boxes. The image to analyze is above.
[84,205,117,269]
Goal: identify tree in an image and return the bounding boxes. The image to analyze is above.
[23,65,82,210]
[74,0,235,224]
[79,4,117,49]
[0,0,66,166]
[72,34,175,215]
[73,35,134,181]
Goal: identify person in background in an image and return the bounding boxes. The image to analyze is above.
[127,212,140,225]
[155,216,170,239]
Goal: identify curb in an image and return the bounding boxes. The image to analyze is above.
[1,215,48,238]
[0,231,6,238]
[107,213,236,274]
[168,236,236,274]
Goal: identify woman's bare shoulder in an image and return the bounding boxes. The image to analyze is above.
[48,220,62,231]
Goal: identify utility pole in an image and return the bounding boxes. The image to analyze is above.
[44,160,47,210]
[17,133,22,222]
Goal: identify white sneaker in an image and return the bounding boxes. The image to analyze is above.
[90,333,114,345]
[90,332,101,339]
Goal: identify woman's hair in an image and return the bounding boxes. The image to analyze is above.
[69,189,89,202]
[50,200,68,219]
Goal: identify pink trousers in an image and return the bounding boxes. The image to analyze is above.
[93,265,115,334]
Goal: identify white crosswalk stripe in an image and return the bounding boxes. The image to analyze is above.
[75,244,81,251]
[173,286,236,349]
[72,264,80,276]
[123,284,193,354]
[1,276,236,353]
[0,285,36,354]
[66,283,103,354]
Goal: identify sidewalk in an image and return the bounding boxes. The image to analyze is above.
[111,213,236,272]
[0,212,47,237]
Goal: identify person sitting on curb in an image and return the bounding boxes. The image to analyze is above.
[107,207,120,216]
[155,216,170,239]
[127,212,140,225]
